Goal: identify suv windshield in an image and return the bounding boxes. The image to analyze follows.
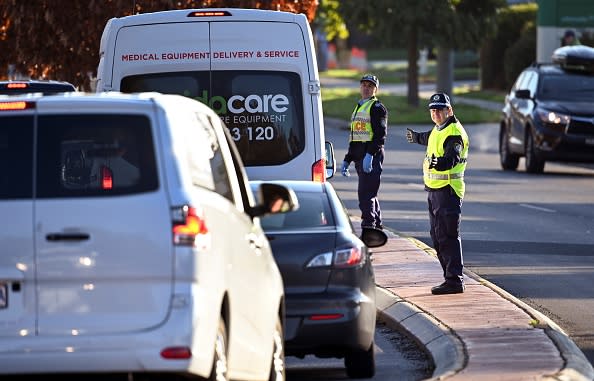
[539,73,594,101]
[121,70,305,167]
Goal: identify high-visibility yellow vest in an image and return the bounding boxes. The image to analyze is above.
[349,97,376,142]
[423,121,469,198]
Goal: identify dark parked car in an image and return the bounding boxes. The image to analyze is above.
[0,80,76,95]
[500,45,594,173]
[251,180,386,379]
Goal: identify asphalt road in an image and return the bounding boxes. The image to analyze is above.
[286,322,432,381]
[326,119,594,367]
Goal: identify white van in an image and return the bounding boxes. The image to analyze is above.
[0,92,296,380]
[96,8,335,182]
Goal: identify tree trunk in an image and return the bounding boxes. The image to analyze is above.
[436,45,454,96]
[406,26,419,107]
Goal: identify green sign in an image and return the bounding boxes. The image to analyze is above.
[538,0,594,27]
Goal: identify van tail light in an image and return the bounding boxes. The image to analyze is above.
[187,10,231,17]
[0,101,34,111]
[172,205,210,248]
[161,346,192,359]
[312,158,326,182]
[101,166,113,190]
[6,83,28,89]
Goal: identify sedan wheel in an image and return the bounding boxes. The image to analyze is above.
[525,132,545,173]
[209,318,229,381]
[344,343,375,379]
[269,316,286,381]
[499,126,519,170]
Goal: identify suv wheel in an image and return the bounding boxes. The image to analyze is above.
[344,343,375,379]
[525,131,545,173]
[268,316,286,381]
[209,318,229,381]
[499,125,519,170]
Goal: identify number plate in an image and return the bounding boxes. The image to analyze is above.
[585,138,594,146]
[0,283,7,309]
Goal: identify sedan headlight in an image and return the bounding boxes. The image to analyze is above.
[536,109,571,125]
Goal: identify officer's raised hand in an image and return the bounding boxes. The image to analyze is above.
[363,153,373,173]
[428,153,447,170]
[341,161,351,177]
[406,128,418,143]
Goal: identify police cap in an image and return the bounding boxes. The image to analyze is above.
[360,74,379,88]
[428,93,451,109]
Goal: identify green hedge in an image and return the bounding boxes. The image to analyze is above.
[480,3,538,91]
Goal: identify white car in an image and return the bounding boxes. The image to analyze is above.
[0,92,295,381]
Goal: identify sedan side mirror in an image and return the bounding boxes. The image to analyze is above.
[360,227,388,248]
[515,89,531,99]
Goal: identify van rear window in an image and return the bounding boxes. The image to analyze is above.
[0,116,34,199]
[36,115,158,198]
[121,70,305,167]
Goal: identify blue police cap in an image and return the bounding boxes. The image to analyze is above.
[428,93,451,109]
[360,74,379,88]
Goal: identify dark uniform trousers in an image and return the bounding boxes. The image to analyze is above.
[354,149,384,228]
[427,187,464,285]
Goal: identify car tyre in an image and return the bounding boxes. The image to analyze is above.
[345,343,375,379]
[209,318,229,381]
[525,131,545,173]
[268,316,286,381]
[499,125,519,170]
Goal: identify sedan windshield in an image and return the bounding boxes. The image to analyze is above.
[259,190,335,231]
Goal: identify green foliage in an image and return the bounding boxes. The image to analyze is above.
[321,88,501,125]
[480,3,538,90]
[316,0,349,41]
[0,0,318,89]
[504,22,536,87]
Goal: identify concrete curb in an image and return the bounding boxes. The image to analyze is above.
[375,286,466,380]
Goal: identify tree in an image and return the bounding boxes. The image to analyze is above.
[338,0,503,107]
[0,0,317,90]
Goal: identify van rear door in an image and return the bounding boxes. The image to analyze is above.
[33,110,173,335]
[210,20,318,180]
[110,21,211,91]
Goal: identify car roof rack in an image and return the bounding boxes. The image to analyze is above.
[552,45,594,73]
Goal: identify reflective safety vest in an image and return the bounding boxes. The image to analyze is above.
[423,121,469,199]
[349,97,376,142]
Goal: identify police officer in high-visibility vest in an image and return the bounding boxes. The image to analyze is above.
[406,93,469,295]
[341,74,388,230]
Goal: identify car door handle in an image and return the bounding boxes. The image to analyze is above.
[46,233,90,241]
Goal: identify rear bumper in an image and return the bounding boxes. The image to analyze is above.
[0,299,213,377]
[284,288,376,358]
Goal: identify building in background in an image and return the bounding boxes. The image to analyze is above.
[537,0,594,62]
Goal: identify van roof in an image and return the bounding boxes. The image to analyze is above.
[0,91,211,113]
[109,8,305,25]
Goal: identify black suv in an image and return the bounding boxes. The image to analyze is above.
[0,80,76,95]
[500,45,594,173]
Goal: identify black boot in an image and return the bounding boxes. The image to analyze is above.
[431,282,464,295]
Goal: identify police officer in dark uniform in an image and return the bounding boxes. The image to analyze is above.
[341,74,388,230]
[406,93,469,295]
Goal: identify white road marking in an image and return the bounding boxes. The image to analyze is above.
[519,203,556,213]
